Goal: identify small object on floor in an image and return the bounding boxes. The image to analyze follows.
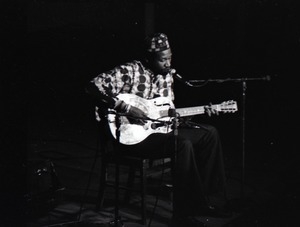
[109,217,124,227]
[198,205,233,218]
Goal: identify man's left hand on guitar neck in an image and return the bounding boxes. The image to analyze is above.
[204,103,219,117]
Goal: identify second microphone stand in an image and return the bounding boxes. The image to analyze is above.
[183,75,270,201]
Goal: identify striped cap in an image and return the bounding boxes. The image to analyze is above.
[145,33,170,52]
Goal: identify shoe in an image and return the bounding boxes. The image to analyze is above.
[170,216,207,227]
[198,205,232,218]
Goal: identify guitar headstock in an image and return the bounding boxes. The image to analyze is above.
[217,100,238,113]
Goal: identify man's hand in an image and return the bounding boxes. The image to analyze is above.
[114,100,147,125]
[204,103,219,117]
[126,105,148,125]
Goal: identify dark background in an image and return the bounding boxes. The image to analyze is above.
[24,0,298,147]
[24,0,298,166]
[2,0,299,225]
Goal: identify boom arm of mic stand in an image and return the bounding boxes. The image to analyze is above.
[188,75,271,84]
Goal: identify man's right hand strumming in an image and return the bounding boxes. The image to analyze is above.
[115,100,147,125]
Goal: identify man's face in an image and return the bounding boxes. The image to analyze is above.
[151,48,172,75]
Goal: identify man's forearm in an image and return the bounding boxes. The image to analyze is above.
[85,82,116,108]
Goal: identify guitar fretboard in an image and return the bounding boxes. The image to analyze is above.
[177,106,205,117]
[158,106,206,118]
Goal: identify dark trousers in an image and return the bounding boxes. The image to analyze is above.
[120,123,226,217]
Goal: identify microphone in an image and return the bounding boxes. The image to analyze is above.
[263,75,271,81]
[170,69,194,87]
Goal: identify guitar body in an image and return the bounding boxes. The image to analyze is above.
[107,93,238,145]
[107,94,175,145]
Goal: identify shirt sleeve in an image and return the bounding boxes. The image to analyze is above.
[90,63,135,108]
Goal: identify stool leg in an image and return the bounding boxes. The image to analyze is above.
[114,160,121,224]
[96,158,107,210]
[140,162,147,225]
[123,166,136,205]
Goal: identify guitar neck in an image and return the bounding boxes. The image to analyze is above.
[159,106,206,118]
[176,106,206,117]
[159,102,236,118]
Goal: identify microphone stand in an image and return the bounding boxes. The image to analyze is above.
[169,110,179,170]
[186,76,270,203]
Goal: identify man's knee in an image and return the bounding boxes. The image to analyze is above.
[178,138,193,151]
[206,125,219,139]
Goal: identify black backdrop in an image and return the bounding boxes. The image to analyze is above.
[2,0,299,224]
[24,0,299,156]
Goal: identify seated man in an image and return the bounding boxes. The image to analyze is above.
[86,33,231,227]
